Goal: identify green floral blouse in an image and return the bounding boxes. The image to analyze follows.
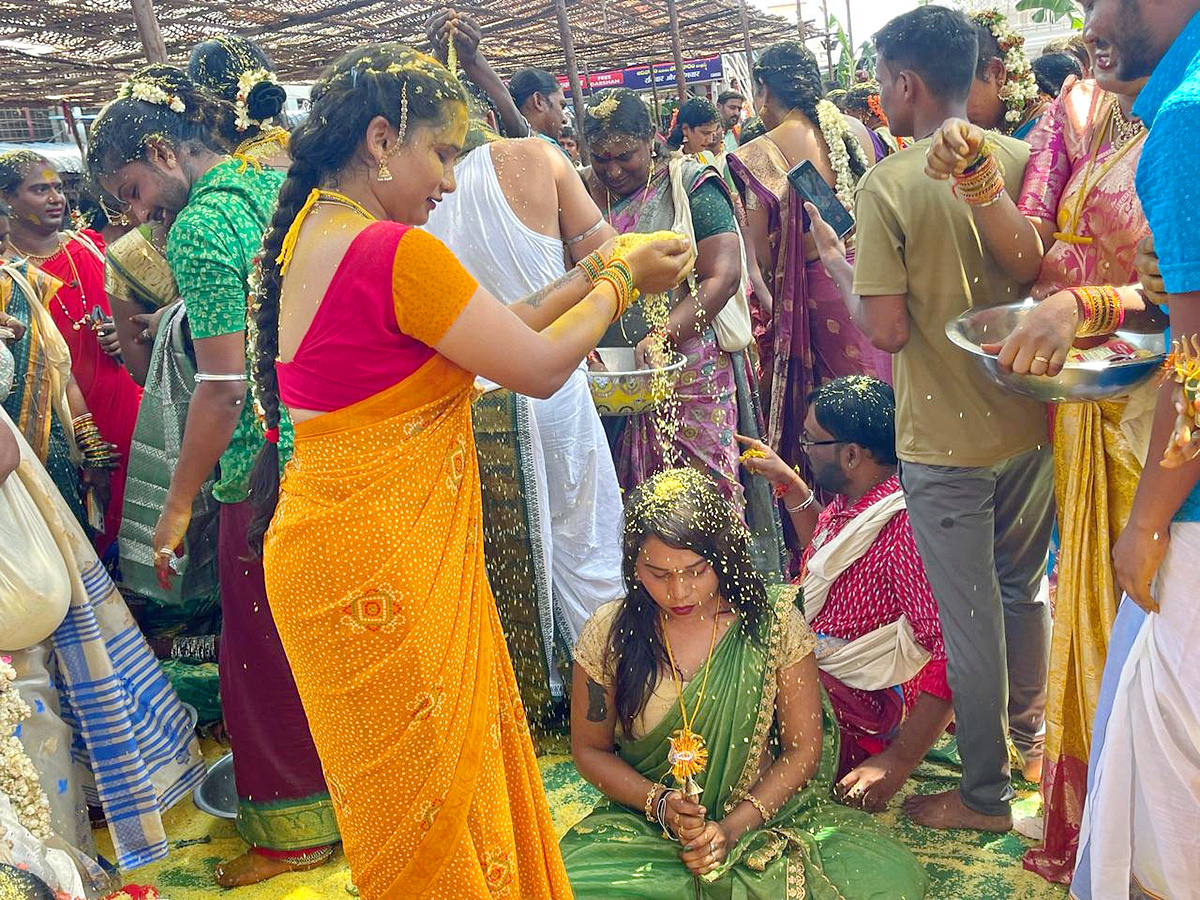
[166,159,290,503]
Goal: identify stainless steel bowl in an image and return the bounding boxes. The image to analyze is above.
[193,751,236,819]
[945,300,1165,403]
[587,347,686,417]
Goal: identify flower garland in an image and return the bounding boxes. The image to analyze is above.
[814,98,868,210]
[972,9,1040,130]
[117,76,186,114]
[0,656,53,840]
[866,94,888,128]
[234,67,280,132]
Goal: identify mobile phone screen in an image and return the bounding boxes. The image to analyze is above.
[786,160,855,239]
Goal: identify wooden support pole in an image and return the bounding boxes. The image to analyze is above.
[554,0,590,165]
[61,102,85,156]
[845,0,854,52]
[665,0,688,101]
[796,0,806,39]
[649,66,662,130]
[738,0,754,85]
[129,0,167,64]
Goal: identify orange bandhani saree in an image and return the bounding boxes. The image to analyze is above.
[263,221,572,900]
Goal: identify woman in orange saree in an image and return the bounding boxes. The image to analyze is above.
[245,46,693,900]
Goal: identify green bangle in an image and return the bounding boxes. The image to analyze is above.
[578,251,605,285]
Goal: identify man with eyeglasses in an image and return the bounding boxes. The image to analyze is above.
[739,375,951,812]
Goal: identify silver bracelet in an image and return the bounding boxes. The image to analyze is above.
[194,373,247,383]
[564,217,607,247]
[786,490,816,514]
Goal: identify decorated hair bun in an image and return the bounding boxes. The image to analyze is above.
[246,79,287,122]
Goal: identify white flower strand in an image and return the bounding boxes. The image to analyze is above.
[120,78,186,114]
[0,656,53,840]
[974,10,1040,128]
[814,99,868,210]
[234,68,279,132]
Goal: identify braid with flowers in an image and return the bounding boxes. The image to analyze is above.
[844,82,886,125]
[245,45,464,553]
[188,35,288,138]
[971,9,1040,132]
[754,41,869,209]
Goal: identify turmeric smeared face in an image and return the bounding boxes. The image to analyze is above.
[6,164,65,233]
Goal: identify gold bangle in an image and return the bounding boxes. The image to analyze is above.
[602,257,636,296]
[953,148,1006,207]
[596,272,633,321]
[742,791,772,824]
[645,782,663,822]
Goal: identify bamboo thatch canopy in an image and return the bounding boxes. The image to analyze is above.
[0,0,796,106]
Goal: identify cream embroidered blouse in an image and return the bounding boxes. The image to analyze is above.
[574,597,817,741]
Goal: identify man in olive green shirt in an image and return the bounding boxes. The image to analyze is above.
[839,7,1053,833]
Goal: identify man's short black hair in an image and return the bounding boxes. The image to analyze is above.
[716,89,745,106]
[875,6,979,103]
[807,376,897,466]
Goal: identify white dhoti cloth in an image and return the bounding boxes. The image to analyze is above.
[1077,521,1200,900]
[531,367,625,642]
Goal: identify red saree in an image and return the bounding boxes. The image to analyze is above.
[39,230,141,552]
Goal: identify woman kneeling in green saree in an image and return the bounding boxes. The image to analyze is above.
[563,468,927,899]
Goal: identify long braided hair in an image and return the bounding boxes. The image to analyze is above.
[754,41,870,206]
[246,45,464,553]
[605,468,769,734]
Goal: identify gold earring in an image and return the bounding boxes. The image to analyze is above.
[377,150,393,182]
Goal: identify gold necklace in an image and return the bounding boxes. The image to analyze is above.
[660,605,720,798]
[10,234,64,264]
[1110,101,1144,150]
[13,235,93,331]
[314,189,376,221]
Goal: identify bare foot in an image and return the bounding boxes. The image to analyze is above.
[902,789,1012,833]
[213,849,330,887]
[1021,755,1043,784]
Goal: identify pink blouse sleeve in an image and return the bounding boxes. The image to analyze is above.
[1017,91,1072,224]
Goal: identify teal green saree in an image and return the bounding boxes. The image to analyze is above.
[561,592,928,899]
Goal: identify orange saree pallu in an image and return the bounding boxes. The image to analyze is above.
[263,355,572,900]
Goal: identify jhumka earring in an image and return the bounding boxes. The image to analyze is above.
[377,152,393,182]
[377,82,409,182]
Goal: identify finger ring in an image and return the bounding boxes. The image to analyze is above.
[1033,355,1050,364]
[154,547,174,558]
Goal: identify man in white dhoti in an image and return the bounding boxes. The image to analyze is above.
[1077,1,1200,898]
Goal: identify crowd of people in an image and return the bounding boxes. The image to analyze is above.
[0,0,1197,898]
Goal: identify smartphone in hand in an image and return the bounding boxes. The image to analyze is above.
[786,160,855,239]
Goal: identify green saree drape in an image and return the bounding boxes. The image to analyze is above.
[560,592,927,899]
